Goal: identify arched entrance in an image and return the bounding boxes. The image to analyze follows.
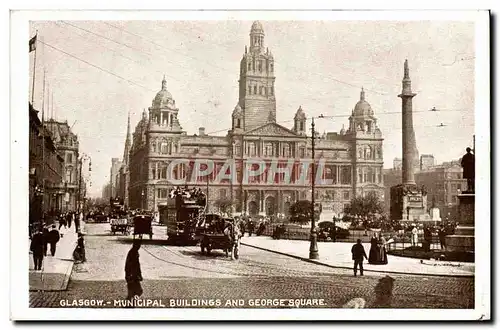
[248,201,258,216]
[265,196,276,216]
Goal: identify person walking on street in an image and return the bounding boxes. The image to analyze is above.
[125,240,143,300]
[74,233,86,263]
[48,225,60,256]
[42,225,50,256]
[438,225,447,250]
[351,239,368,276]
[30,227,45,271]
[59,214,67,230]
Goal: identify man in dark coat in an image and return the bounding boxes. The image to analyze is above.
[125,240,143,300]
[48,225,60,256]
[30,228,45,270]
[42,226,50,256]
[351,239,368,276]
[461,147,475,192]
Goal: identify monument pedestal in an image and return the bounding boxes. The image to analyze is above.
[390,184,429,222]
[445,193,475,257]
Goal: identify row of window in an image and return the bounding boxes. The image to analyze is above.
[236,142,305,158]
[358,145,382,160]
[151,141,179,155]
[357,167,383,184]
[247,59,273,73]
[248,84,274,96]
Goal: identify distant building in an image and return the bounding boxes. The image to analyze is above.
[101,183,112,201]
[44,118,80,212]
[420,154,435,171]
[110,158,122,198]
[393,158,402,170]
[384,163,467,221]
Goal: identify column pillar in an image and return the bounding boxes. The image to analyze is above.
[160,112,163,126]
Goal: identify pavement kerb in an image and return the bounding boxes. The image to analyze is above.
[241,242,474,278]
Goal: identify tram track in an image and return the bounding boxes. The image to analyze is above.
[141,245,253,277]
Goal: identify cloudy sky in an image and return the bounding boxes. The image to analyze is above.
[29,19,475,197]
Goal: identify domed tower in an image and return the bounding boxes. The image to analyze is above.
[293,106,307,135]
[148,76,182,132]
[347,88,384,199]
[238,21,276,131]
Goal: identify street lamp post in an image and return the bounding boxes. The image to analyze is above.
[141,189,145,211]
[309,117,319,260]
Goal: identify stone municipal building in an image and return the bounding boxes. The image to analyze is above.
[127,21,385,218]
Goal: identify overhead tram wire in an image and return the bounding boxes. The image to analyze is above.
[51,21,181,84]
[59,21,155,58]
[38,39,156,94]
[54,22,375,112]
[203,109,471,136]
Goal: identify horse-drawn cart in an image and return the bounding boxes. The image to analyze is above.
[199,218,241,260]
[133,214,153,239]
[110,217,131,235]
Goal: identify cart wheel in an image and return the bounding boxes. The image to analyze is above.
[201,245,205,255]
[206,246,211,255]
[234,245,239,260]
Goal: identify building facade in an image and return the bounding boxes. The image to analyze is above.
[110,158,122,198]
[420,154,435,171]
[128,21,385,217]
[44,118,80,212]
[29,103,65,221]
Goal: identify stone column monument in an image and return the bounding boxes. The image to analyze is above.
[390,60,429,223]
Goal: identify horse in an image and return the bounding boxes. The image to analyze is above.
[223,220,242,260]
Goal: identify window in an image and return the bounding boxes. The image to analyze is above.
[66,169,72,184]
[283,144,291,157]
[299,146,306,158]
[343,191,350,201]
[270,87,274,96]
[254,86,257,94]
[341,166,352,184]
[157,188,169,199]
[270,64,274,72]
[151,166,156,180]
[358,168,363,183]
[161,143,168,154]
[248,85,252,94]
[264,143,273,157]
[247,142,256,156]
[258,61,262,72]
[66,153,72,163]
[299,121,304,131]
[259,86,263,95]
[236,119,241,128]
[248,62,251,71]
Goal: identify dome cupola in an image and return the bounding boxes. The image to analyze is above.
[152,76,173,108]
[352,88,374,117]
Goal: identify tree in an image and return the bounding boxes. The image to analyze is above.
[289,200,319,225]
[214,197,232,214]
[344,192,385,229]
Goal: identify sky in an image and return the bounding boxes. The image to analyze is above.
[28,20,475,198]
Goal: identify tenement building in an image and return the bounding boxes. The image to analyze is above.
[128,21,385,218]
[44,118,80,212]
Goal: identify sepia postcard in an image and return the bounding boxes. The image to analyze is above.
[10,9,490,321]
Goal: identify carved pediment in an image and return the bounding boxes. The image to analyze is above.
[246,123,298,137]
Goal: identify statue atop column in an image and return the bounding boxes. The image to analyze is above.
[461,147,475,193]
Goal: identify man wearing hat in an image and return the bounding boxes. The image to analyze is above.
[48,224,61,256]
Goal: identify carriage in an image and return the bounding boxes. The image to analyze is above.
[110,217,131,235]
[133,214,153,239]
[199,217,241,260]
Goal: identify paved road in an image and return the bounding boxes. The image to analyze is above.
[30,223,474,309]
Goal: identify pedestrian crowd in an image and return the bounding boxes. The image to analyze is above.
[29,210,87,271]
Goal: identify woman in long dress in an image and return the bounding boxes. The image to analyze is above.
[368,233,380,264]
[378,236,388,265]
